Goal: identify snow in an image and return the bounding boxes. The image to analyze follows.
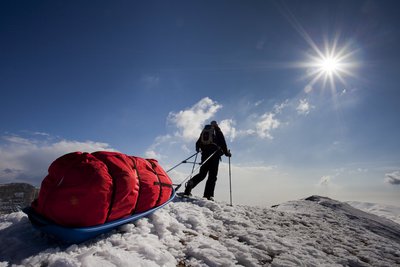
[346,201,400,225]
[1,195,400,266]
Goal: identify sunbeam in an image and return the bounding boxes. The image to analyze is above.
[275,1,359,94]
[304,38,359,94]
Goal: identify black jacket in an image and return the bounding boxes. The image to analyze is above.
[195,126,229,158]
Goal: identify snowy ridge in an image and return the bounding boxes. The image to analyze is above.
[346,201,400,225]
[0,196,399,266]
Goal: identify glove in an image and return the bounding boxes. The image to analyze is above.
[225,150,232,157]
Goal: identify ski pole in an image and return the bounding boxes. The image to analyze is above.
[174,150,218,191]
[191,152,198,175]
[228,150,232,206]
[166,152,199,173]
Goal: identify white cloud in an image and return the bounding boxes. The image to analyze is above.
[273,99,289,114]
[304,85,313,93]
[144,135,173,159]
[0,134,115,185]
[235,129,255,138]
[296,99,312,115]
[318,175,331,186]
[145,150,160,159]
[168,97,222,142]
[256,113,280,139]
[31,131,50,137]
[2,135,34,145]
[254,100,264,107]
[235,100,286,140]
[385,171,400,185]
[144,98,240,166]
[219,119,236,142]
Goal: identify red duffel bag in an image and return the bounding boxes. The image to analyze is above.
[31,151,173,227]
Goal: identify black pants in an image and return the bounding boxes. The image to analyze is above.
[186,153,220,198]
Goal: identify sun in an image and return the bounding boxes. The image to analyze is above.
[319,56,340,74]
[275,2,358,93]
[303,40,358,92]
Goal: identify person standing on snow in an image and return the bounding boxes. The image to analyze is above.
[184,120,231,200]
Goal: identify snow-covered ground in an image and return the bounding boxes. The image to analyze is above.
[1,195,399,267]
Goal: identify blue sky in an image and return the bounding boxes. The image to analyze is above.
[1,0,399,206]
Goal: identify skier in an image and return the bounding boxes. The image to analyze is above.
[184,120,231,200]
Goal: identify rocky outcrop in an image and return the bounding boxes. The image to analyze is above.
[0,183,38,214]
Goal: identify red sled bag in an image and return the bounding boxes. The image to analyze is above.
[31,151,173,227]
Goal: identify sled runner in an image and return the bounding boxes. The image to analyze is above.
[23,189,175,244]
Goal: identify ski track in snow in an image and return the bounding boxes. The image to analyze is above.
[0,196,400,267]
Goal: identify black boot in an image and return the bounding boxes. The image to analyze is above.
[184,180,193,197]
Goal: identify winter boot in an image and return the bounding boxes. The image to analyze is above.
[184,180,193,197]
[204,196,214,201]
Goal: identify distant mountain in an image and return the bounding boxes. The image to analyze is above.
[0,183,38,214]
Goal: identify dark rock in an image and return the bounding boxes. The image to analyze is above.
[0,183,39,214]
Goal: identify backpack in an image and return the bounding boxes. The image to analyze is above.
[200,125,215,145]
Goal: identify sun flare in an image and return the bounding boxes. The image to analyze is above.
[276,2,358,93]
[303,41,358,92]
[319,56,340,74]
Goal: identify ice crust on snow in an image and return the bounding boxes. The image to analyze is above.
[0,195,399,267]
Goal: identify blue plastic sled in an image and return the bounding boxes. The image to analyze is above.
[23,190,176,244]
